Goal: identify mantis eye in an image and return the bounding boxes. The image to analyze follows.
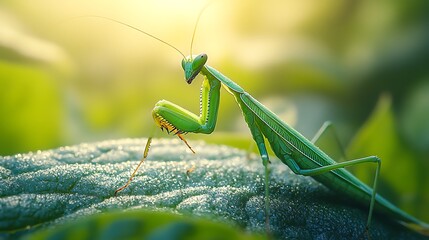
[192,54,208,70]
[193,53,207,65]
[181,58,187,70]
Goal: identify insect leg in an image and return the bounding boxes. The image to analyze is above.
[114,137,153,196]
[285,155,381,230]
[240,106,271,233]
[311,121,347,162]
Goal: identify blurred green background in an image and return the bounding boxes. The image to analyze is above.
[0,0,428,222]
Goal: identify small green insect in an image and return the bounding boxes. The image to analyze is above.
[95,9,428,236]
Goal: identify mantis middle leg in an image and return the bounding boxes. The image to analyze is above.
[240,106,272,231]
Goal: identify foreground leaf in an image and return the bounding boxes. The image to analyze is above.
[24,210,263,240]
[0,139,426,239]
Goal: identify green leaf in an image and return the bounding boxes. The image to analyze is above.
[347,95,423,219]
[0,138,426,239]
[24,210,263,240]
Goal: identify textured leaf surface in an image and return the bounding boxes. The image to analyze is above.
[0,139,426,239]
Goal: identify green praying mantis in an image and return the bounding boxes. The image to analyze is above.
[91,9,429,236]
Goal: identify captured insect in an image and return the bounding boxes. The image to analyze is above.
[89,5,429,237]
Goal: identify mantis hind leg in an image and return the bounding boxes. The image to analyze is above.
[285,154,381,232]
[311,121,380,231]
[311,121,347,162]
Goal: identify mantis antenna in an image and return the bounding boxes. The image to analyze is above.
[78,15,199,154]
[189,2,214,59]
[80,15,186,59]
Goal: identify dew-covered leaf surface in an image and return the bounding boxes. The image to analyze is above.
[0,138,426,239]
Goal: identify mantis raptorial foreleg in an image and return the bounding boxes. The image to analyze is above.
[152,77,221,140]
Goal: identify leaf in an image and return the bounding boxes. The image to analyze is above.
[23,210,263,240]
[0,138,425,239]
[347,95,423,219]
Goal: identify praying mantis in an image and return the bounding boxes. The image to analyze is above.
[92,8,429,236]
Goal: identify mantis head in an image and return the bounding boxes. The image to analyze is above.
[182,53,208,84]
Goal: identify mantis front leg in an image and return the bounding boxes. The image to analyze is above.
[152,75,221,151]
